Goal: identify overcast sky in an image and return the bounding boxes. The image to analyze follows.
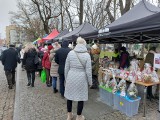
[0,0,18,39]
[0,0,158,39]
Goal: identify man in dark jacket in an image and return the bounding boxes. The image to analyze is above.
[1,44,20,89]
[55,40,71,97]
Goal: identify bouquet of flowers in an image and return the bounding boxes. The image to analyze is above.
[117,79,126,92]
[141,63,153,83]
[104,72,111,82]
[127,82,138,99]
[151,70,159,83]
[117,79,126,97]
[142,73,152,83]
[136,70,143,81]
[108,74,117,91]
[143,63,152,74]
[119,70,125,78]
[128,60,139,81]
[130,60,139,72]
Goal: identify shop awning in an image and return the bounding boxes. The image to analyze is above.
[42,29,59,41]
[98,0,160,43]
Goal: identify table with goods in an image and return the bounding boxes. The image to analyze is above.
[98,60,160,117]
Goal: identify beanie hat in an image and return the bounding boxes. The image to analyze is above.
[92,44,98,50]
[48,45,53,51]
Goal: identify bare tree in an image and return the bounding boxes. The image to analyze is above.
[10,0,43,41]
[63,0,74,30]
[31,0,61,34]
[83,0,109,29]
[80,0,84,24]
[10,0,142,42]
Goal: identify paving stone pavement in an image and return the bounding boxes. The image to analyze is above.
[0,63,15,120]
[13,64,160,120]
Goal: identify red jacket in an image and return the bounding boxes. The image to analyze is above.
[42,52,51,69]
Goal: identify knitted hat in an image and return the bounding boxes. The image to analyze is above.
[92,44,98,49]
[48,45,53,51]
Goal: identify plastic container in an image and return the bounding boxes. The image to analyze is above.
[114,92,141,117]
[113,92,120,109]
[99,86,113,106]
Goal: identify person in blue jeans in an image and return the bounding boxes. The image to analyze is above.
[49,42,61,93]
[55,40,71,98]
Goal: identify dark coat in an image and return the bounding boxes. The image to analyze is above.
[144,50,155,67]
[23,48,37,71]
[1,47,20,71]
[119,51,130,69]
[37,51,44,70]
[55,41,71,74]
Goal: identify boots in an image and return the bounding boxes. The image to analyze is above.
[31,83,34,87]
[76,115,85,120]
[31,80,35,87]
[54,88,58,93]
[67,112,73,120]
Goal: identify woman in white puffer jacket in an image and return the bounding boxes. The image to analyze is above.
[65,37,92,120]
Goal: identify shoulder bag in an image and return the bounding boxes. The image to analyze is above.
[73,50,86,69]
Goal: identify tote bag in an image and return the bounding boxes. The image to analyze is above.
[40,69,46,83]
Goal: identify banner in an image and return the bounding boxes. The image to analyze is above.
[154,53,160,69]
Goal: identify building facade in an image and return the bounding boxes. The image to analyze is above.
[6,25,26,46]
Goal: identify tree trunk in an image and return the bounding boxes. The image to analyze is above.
[80,0,84,25]
[44,22,49,34]
[61,14,64,30]
[59,0,64,30]
[66,8,73,30]
[114,0,117,18]
[105,0,115,22]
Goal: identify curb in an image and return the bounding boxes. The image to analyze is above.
[13,64,20,120]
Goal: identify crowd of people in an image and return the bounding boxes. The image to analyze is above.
[1,37,93,120]
[1,37,160,120]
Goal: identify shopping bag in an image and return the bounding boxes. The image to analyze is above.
[41,69,46,83]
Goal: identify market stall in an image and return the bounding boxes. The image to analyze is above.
[59,22,98,42]
[93,1,160,117]
[53,29,69,42]
[98,0,160,43]
[42,29,59,42]
[98,58,160,117]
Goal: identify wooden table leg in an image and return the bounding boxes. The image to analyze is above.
[143,86,147,117]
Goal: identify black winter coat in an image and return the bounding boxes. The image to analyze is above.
[37,51,44,70]
[55,47,71,74]
[23,48,37,71]
[1,48,20,71]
